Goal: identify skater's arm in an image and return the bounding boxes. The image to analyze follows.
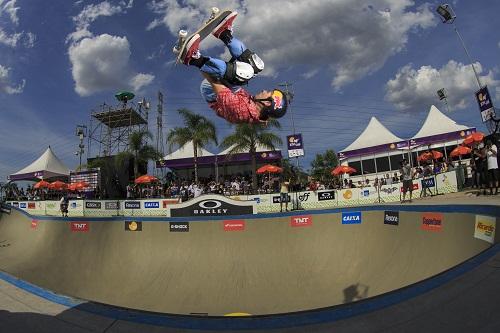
[202,73,228,95]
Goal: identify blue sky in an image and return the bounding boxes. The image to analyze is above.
[0,0,499,180]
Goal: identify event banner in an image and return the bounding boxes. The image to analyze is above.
[287,134,304,158]
[475,86,496,122]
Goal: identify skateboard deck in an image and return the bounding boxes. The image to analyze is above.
[174,8,232,64]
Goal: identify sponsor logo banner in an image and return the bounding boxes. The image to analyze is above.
[223,220,245,231]
[421,213,443,231]
[144,201,160,209]
[85,201,102,209]
[20,203,27,209]
[125,221,142,231]
[318,190,335,201]
[170,222,190,232]
[0,205,11,214]
[384,211,399,225]
[105,201,119,210]
[342,190,354,200]
[474,215,496,244]
[124,201,141,209]
[171,199,253,217]
[360,188,377,198]
[287,133,305,158]
[475,86,496,122]
[342,211,362,224]
[298,192,311,202]
[70,222,89,232]
[421,177,435,189]
[28,202,36,209]
[162,200,179,209]
[31,220,38,229]
[273,195,291,203]
[291,215,312,227]
[46,202,56,209]
[400,183,419,192]
[12,202,19,207]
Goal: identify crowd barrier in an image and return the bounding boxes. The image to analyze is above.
[7,171,459,216]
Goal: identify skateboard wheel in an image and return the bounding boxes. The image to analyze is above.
[178,30,187,38]
[211,7,220,15]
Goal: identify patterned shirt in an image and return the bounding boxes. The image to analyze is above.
[209,87,263,124]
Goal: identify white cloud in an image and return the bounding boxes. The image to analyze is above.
[148,0,436,89]
[67,1,154,96]
[0,64,25,94]
[0,0,35,48]
[69,34,154,96]
[385,60,500,112]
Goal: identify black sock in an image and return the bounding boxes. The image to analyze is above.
[189,56,209,68]
[219,30,233,45]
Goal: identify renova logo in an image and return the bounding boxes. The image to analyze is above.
[199,200,222,209]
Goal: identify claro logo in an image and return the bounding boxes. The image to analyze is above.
[194,200,228,215]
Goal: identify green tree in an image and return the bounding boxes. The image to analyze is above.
[220,120,282,191]
[116,130,160,179]
[167,109,217,183]
[310,149,340,182]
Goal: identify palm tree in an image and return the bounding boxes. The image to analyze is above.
[116,130,160,179]
[167,109,218,183]
[220,120,282,192]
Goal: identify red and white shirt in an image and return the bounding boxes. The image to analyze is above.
[209,87,263,124]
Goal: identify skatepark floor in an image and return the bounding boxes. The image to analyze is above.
[1,192,499,333]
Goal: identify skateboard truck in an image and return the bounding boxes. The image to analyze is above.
[173,30,188,54]
[207,7,220,23]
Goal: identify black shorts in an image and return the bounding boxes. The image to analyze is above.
[488,169,499,182]
[402,180,413,193]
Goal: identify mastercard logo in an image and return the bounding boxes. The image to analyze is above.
[343,190,352,199]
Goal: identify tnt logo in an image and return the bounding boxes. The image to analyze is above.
[70,222,89,232]
[291,215,312,227]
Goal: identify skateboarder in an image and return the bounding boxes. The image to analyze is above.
[177,11,288,124]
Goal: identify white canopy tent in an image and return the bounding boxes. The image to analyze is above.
[163,141,214,160]
[411,105,469,140]
[340,116,404,153]
[9,146,70,181]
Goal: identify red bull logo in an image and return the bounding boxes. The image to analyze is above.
[272,90,283,109]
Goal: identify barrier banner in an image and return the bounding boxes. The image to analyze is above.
[474,215,496,244]
[169,195,255,217]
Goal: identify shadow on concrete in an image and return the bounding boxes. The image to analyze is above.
[343,283,369,303]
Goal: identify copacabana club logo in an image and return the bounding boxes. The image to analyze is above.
[389,143,396,149]
[343,190,352,199]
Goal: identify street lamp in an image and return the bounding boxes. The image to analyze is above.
[436,4,482,89]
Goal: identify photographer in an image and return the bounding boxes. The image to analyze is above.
[485,140,498,195]
[399,158,414,203]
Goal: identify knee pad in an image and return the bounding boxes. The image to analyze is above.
[238,49,264,74]
[223,61,255,86]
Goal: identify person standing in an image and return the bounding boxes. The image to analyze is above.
[486,140,498,195]
[279,178,290,212]
[474,145,487,196]
[400,159,414,203]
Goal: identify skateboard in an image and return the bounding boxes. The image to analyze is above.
[173,7,232,64]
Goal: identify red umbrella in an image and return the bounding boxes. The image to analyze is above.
[135,174,159,184]
[331,165,356,176]
[463,132,485,146]
[67,183,78,191]
[49,181,68,190]
[418,150,443,162]
[256,165,283,174]
[34,180,50,189]
[74,181,90,190]
[450,145,471,157]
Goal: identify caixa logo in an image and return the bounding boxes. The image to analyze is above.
[342,211,362,224]
[144,202,160,209]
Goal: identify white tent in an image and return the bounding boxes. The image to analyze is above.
[340,117,403,153]
[163,141,214,160]
[412,105,469,139]
[218,144,281,155]
[9,146,70,181]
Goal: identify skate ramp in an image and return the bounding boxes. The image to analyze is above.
[0,207,494,316]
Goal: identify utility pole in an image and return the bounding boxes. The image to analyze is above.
[156,91,165,177]
[279,81,302,210]
[75,125,87,171]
